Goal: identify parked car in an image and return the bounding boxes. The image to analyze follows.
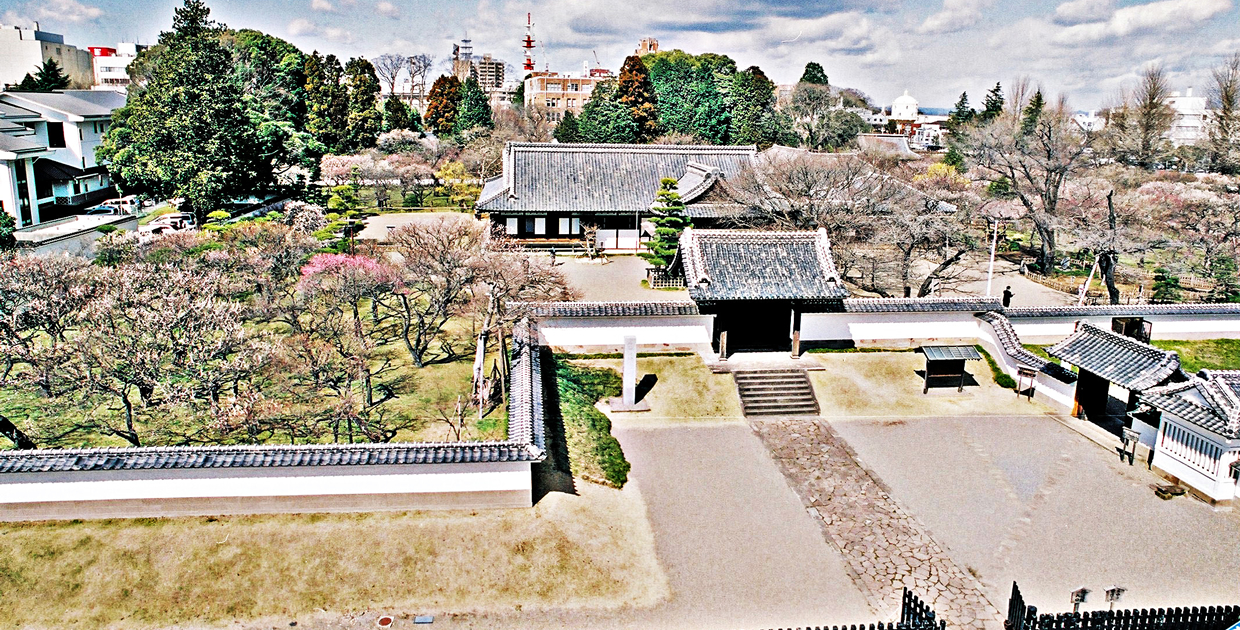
[140,212,197,234]
[84,204,122,215]
[102,195,141,215]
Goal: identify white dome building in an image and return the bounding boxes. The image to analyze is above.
[890,90,919,121]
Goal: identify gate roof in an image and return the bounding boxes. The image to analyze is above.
[678,227,849,302]
[1046,323,1180,391]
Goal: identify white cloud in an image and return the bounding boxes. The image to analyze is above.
[321,27,355,43]
[25,0,103,23]
[1054,0,1232,44]
[1052,0,1114,25]
[918,0,995,34]
[375,1,399,18]
[287,18,317,36]
[311,0,335,11]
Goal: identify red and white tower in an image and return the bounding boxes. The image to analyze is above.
[521,13,536,72]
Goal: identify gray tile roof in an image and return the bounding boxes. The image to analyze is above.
[975,311,1077,382]
[476,142,758,215]
[922,345,983,361]
[0,132,46,154]
[1046,322,1180,391]
[1005,303,1240,318]
[0,90,125,119]
[0,320,548,474]
[845,297,1003,313]
[679,227,849,301]
[1141,370,1240,439]
[516,301,700,318]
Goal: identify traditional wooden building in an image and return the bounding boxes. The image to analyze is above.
[1140,370,1240,503]
[1046,322,1183,422]
[676,227,849,355]
[476,142,758,249]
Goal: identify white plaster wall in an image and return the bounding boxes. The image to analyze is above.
[1010,314,1240,344]
[802,311,982,347]
[21,215,137,257]
[0,461,532,505]
[975,317,1076,412]
[538,315,714,349]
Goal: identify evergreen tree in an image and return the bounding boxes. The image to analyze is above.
[980,82,1004,122]
[383,96,411,131]
[96,0,268,224]
[799,61,828,86]
[730,66,782,148]
[638,178,690,268]
[1020,90,1044,136]
[512,73,530,106]
[554,109,581,143]
[454,76,493,133]
[0,212,16,250]
[343,57,382,151]
[644,50,734,144]
[15,58,71,91]
[423,74,462,136]
[578,82,638,143]
[616,55,659,142]
[942,145,967,173]
[304,52,349,152]
[947,92,974,130]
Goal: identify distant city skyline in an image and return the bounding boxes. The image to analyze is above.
[2,0,1237,109]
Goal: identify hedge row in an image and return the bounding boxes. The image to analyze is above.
[554,361,631,488]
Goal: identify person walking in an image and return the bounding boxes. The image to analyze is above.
[549,247,557,265]
[1002,285,1014,308]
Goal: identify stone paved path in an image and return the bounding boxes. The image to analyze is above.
[749,416,1006,630]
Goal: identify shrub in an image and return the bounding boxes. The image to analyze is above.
[555,360,630,488]
[975,345,1017,389]
[95,224,119,234]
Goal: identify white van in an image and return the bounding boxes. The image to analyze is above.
[103,195,141,215]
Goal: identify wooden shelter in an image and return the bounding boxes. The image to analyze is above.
[920,345,983,393]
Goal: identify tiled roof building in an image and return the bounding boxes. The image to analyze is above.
[677,227,849,302]
[1143,370,1240,440]
[1046,322,1181,391]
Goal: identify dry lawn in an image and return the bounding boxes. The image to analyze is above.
[807,352,1051,418]
[0,483,668,630]
[578,356,744,426]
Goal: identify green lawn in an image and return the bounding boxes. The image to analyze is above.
[1151,338,1240,374]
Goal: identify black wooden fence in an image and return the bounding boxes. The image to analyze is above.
[1007,582,1240,630]
[756,588,947,630]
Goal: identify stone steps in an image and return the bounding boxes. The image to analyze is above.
[734,369,820,417]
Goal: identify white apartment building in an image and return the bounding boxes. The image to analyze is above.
[1166,87,1209,146]
[0,24,93,89]
[89,43,147,90]
[0,89,124,227]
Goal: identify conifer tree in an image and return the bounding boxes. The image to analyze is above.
[980,82,1004,122]
[305,52,349,152]
[554,109,581,143]
[947,92,974,130]
[96,0,267,224]
[383,97,411,131]
[616,55,659,142]
[454,77,493,133]
[578,81,638,143]
[799,61,828,86]
[1020,90,1044,136]
[423,75,462,136]
[639,178,690,268]
[344,57,382,151]
[942,145,967,173]
[14,58,71,91]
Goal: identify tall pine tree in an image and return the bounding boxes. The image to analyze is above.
[305,52,349,152]
[799,62,828,86]
[947,92,974,130]
[14,58,71,91]
[616,55,659,142]
[554,109,581,143]
[1020,90,1045,136]
[578,81,638,143]
[454,76,493,133]
[980,82,1004,122]
[423,75,461,136]
[343,57,382,151]
[96,0,267,223]
[638,178,690,268]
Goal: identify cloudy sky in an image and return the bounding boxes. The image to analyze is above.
[4,0,1238,109]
